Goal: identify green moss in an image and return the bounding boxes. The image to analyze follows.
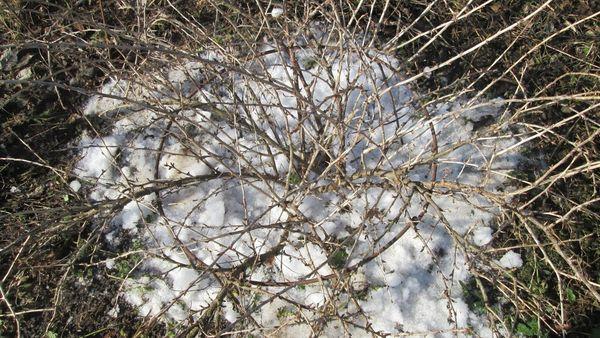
[329,249,349,270]
[460,279,487,316]
[114,252,143,279]
[301,57,318,69]
[287,171,302,185]
[516,318,547,337]
[276,306,296,320]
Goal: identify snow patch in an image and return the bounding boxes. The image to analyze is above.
[271,7,284,17]
[69,180,81,192]
[473,226,494,246]
[499,250,523,269]
[74,29,523,337]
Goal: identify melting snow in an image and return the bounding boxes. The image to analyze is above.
[69,179,81,192]
[473,226,494,246]
[74,30,522,337]
[499,250,523,269]
[271,7,284,18]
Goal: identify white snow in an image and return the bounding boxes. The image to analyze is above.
[107,304,120,318]
[73,26,523,337]
[105,258,116,270]
[17,67,33,80]
[271,7,284,18]
[69,180,81,192]
[499,250,523,269]
[423,66,433,79]
[73,133,121,183]
[116,196,154,231]
[473,226,494,246]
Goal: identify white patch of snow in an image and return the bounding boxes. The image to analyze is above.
[499,250,523,269]
[17,67,33,80]
[115,195,154,231]
[473,226,494,246]
[69,180,81,192]
[423,66,433,79]
[271,7,284,18]
[107,304,120,318]
[105,258,116,269]
[73,28,523,336]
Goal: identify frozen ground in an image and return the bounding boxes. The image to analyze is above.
[74,30,523,337]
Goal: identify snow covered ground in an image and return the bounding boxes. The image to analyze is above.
[73,30,523,337]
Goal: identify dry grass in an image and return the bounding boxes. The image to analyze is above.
[0,0,598,337]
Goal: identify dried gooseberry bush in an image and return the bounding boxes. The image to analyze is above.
[1,1,598,337]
